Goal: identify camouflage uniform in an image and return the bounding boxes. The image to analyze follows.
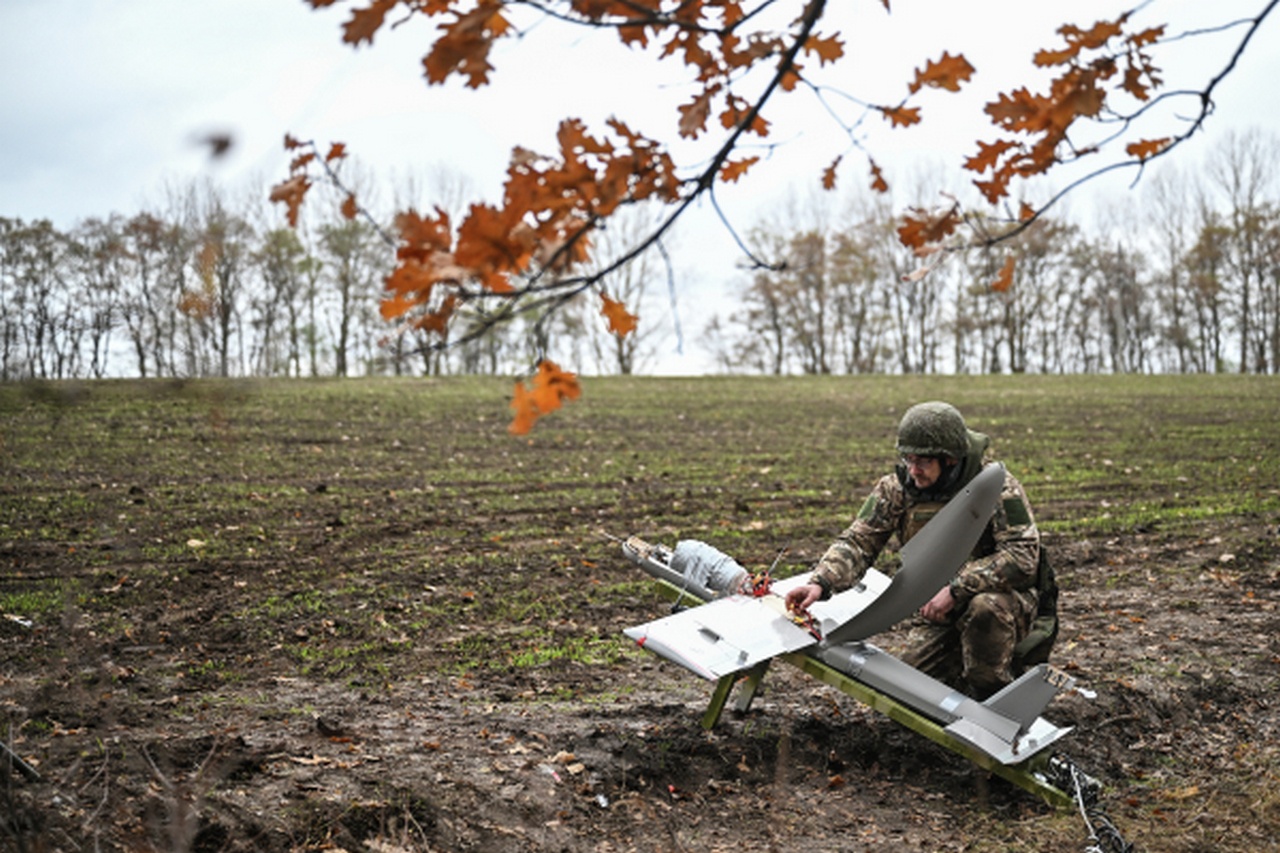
[809,427,1041,699]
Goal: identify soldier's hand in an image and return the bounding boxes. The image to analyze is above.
[920,585,955,623]
[786,583,822,614]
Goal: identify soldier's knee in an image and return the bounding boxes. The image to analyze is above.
[964,593,1015,630]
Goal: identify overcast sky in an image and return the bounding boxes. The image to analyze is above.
[3,0,1278,372]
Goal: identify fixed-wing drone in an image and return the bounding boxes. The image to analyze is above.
[620,463,1084,799]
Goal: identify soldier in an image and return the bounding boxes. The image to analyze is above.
[784,401,1047,699]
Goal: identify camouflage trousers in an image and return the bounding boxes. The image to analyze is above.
[899,589,1038,699]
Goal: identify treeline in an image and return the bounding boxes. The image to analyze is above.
[4,130,1279,380]
[0,179,664,382]
[1,188,420,382]
[706,131,1280,376]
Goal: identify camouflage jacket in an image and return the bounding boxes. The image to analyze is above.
[810,456,1040,610]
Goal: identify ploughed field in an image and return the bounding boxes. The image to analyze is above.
[1,374,1278,852]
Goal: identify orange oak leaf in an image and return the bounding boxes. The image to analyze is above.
[984,88,1049,134]
[380,292,422,322]
[678,88,716,139]
[343,0,397,47]
[269,175,310,227]
[908,52,975,94]
[822,155,842,191]
[530,360,581,413]
[963,139,1019,175]
[991,255,1016,292]
[1127,25,1165,49]
[973,172,1014,205]
[423,3,510,88]
[803,33,845,66]
[1126,137,1171,161]
[1061,18,1125,51]
[1033,19,1119,67]
[600,292,638,337]
[1049,68,1107,125]
[879,105,921,128]
[508,383,540,436]
[896,205,962,249]
[662,27,712,70]
[509,360,582,434]
[720,156,759,183]
[1122,63,1157,101]
[417,293,457,336]
[326,142,348,161]
[340,193,359,220]
[455,202,531,291]
[719,96,770,137]
[394,208,454,260]
[1034,45,1080,67]
[868,160,889,194]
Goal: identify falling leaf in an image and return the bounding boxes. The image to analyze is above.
[530,360,581,413]
[508,387,539,436]
[197,132,234,159]
[600,293,638,337]
[509,360,582,435]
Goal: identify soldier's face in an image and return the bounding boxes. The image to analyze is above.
[902,454,942,489]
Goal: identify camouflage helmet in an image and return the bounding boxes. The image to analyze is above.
[896,401,970,460]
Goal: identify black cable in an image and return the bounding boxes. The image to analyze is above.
[1046,754,1135,853]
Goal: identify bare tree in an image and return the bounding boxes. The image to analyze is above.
[252,228,310,376]
[1206,128,1278,373]
[195,192,255,378]
[571,204,673,375]
[317,219,386,377]
[1143,168,1198,372]
[68,216,126,378]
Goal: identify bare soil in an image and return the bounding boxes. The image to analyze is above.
[2,377,1278,852]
